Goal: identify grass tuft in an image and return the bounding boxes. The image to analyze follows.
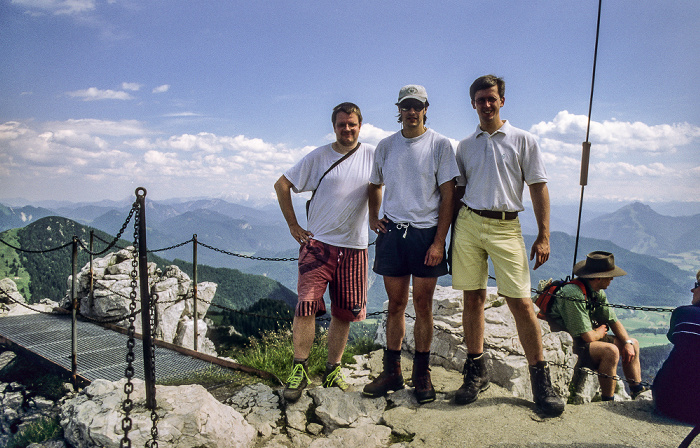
[6,417,62,448]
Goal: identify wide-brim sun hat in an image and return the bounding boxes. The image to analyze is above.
[573,251,627,278]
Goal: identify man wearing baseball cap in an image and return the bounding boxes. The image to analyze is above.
[362,85,459,404]
[546,251,647,401]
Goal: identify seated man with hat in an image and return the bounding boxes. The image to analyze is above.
[547,251,647,401]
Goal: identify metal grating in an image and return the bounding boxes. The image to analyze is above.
[0,313,215,383]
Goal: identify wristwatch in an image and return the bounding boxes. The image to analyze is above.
[624,339,634,345]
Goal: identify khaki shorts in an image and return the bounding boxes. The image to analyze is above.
[451,207,531,298]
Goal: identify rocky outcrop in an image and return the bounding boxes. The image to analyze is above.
[61,248,218,355]
[0,351,72,448]
[375,285,577,400]
[61,378,256,448]
[0,278,59,316]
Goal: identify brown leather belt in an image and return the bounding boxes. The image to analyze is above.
[467,206,518,220]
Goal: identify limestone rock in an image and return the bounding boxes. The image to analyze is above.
[62,248,218,356]
[0,278,25,304]
[226,383,282,437]
[308,424,392,448]
[60,378,255,448]
[0,278,58,316]
[375,285,577,401]
[308,388,385,432]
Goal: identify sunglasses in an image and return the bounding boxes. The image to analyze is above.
[695,281,700,289]
[399,101,425,112]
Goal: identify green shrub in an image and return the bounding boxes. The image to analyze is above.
[234,328,331,383]
[6,417,62,448]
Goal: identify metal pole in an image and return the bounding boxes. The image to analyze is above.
[572,0,603,276]
[89,230,94,311]
[136,187,156,410]
[71,237,78,388]
[192,234,198,352]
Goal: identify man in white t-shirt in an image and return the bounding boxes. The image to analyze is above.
[274,102,375,402]
[451,75,565,416]
[362,85,459,404]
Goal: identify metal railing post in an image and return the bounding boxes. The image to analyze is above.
[192,234,198,352]
[71,237,78,387]
[89,230,94,311]
[136,188,156,410]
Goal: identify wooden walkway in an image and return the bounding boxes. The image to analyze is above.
[0,313,216,383]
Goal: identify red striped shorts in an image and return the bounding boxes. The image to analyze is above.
[296,239,367,322]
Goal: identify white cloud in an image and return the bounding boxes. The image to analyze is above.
[42,119,152,136]
[1,116,696,204]
[359,124,393,145]
[163,112,202,117]
[121,82,142,91]
[152,85,170,94]
[67,87,133,101]
[530,111,700,155]
[12,0,96,15]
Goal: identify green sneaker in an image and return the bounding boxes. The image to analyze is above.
[323,364,349,391]
[283,360,309,402]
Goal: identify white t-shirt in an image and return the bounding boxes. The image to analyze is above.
[370,128,459,228]
[456,121,547,212]
[284,143,375,249]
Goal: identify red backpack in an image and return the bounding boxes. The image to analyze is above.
[534,278,589,320]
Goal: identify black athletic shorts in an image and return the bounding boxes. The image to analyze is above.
[373,219,448,278]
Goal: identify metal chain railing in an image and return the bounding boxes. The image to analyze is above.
[76,204,139,257]
[120,231,139,448]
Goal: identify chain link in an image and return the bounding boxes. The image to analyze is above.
[0,238,72,253]
[148,285,159,447]
[77,204,138,257]
[120,209,140,448]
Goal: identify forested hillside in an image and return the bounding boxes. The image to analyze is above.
[0,217,296,321]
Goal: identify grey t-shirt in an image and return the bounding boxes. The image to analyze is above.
[370,129,459,228]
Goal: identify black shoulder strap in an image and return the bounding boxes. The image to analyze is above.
[311,143,360,199]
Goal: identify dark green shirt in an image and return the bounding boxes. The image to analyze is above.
[547,279,618,338]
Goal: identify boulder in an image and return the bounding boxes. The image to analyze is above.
[226,383,282,438]
[0,278,59,316]
[60,378,256,448]
[63,248,218,356]
[375,285,577,400]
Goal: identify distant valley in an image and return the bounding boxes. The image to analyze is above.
[1,197,697,313]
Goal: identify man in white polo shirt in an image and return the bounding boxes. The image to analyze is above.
[451,75,565,416]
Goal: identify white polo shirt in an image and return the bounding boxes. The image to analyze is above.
[456,121,547,212]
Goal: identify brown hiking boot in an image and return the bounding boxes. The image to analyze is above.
[455,355,490,405]
[529,361,565,416]
[412,369,436,404]
[362,350,404,398]
[283,359,309,403]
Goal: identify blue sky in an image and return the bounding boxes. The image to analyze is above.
[1,0,698,207]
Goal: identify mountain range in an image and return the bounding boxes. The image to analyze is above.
[1,198,697,312]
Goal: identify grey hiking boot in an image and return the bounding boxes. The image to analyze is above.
[323,364,349,391]
[529,361,565,416]
[283,359,309,402]
[455,355,489,405]
[362,350,404,398]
